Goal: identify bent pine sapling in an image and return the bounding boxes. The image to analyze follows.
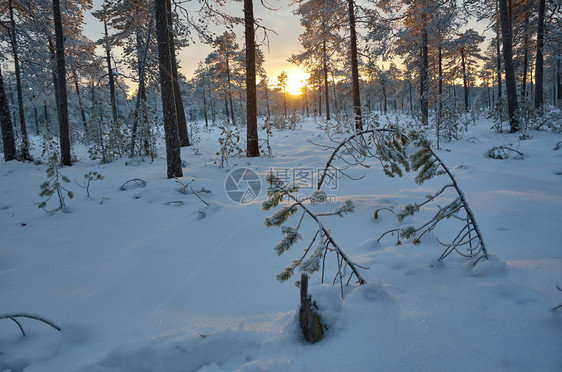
[377,130,488,264]
[262,173,367,295]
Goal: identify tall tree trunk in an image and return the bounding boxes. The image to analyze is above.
[322,39,331,121]
[382,85,386,115]
[53,0,72,165]
[461,50,469,112]
[8,0,30,160]
[496,18,502,100]
[244,0,259,157]
[347,0,362,130]
[265,84,271,121]
[521,17,530,100]
[534,0,545,110]
[0,65,17,161]
[130,10,154,157]
[226,58,236,127]
[155,0,182,178]
[556,58,562,103]
[73,69,87,131]
[498,0,520,132]
[437,45,443,150]
[420,17,429,126]
[103,19,118,123]
[165,0,189,146]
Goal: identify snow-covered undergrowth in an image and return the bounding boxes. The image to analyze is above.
[1,118,561,371]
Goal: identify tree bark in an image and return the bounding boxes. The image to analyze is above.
[322,39,331,121]
[498,0,520,132]
[72,69,87,131]
[165,0,190,146]
[521,17,530,100]
[244,0,259,157]
[534,0,545,110]
[347,0,362,130]
[0,65,17,161]
[130,10,153,157]
[155,0,183,178]
[104,18,118,123]
[53,0,72,165]
[461,50,469,112]
[420,18,429,126]
[8,0,30,160]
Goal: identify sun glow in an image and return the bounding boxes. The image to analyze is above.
[269,68,309,96]
[286,72,309,96]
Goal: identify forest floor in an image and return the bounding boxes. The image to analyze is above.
[1,116,562,371]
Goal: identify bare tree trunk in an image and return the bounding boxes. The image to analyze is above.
[130,9,154,157]
[8,0,30,160]
[534,0,545,110]
[244,0,259,157]
[461,50,469,112]
[103,19,118,123]
[73,69,87,131]
[521,17,530,100]
[322,39,331,121]
[496,12,502,100]
[155,0,182,178]
[420,18,429,126]
[226,57,236,127]
[53,0,72,165]
[347,0,362,130]
[498,0,520,132]
[556,58,562,102]
[165,0,189,146]
[437,46,443,150]
[0,65,17,161]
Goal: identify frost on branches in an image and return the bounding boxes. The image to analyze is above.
[262,173,366,293]
[377,130,488,264]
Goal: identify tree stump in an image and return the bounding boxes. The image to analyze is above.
[299,273,324,343]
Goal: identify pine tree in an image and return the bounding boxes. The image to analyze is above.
[498,0,521,132]
[445,29,485,113]
[154,0,182,178]
[0,65,17,161]
[53,0,72,166]
[244,0,259,157]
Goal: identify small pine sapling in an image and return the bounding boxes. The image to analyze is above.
[262,173,367,296]
[378,130,488,264]
[259,118,273,157]
[75,171,104,197]
[215,126,244,168]
[38,151,73,212]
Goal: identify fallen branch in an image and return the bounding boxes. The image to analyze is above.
[0,313,61,336]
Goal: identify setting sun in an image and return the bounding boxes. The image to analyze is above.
[286,71,309,96]
[269,68,309,96]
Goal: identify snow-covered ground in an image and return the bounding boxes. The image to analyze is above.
[1,117,561,371]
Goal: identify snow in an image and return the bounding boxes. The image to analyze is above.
[1,117,562,371]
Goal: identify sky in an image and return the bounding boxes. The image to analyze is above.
[83,0,309,91]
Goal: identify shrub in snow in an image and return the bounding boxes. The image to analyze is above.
[215,126,244,168]
[487,144,524,160]
[75,171,104,198]
[38,152,73,212]
[86,101,130,164]
[38,136,73,212]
